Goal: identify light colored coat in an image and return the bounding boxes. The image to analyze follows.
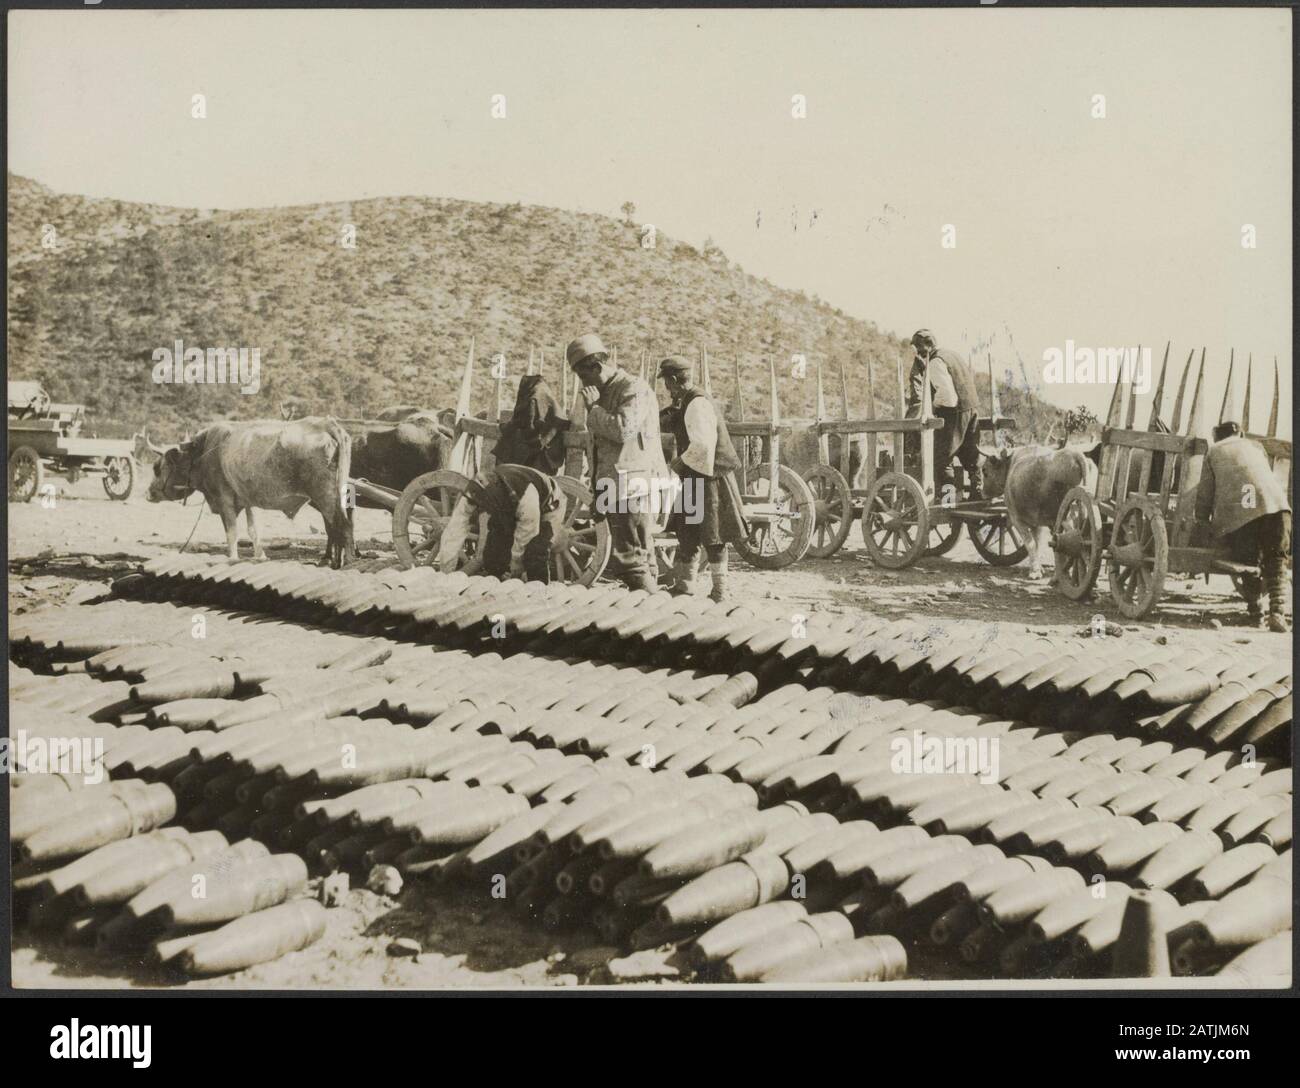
[1195,436,1291,536]
[585,368,668,500]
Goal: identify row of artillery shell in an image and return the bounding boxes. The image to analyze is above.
[10,616,744,769]
[114,558,1291,758]
[40,679,1283,980]
[8,586,765,979]
[12,582,1291,983]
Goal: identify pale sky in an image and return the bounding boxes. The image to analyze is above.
[7,8,1292,430]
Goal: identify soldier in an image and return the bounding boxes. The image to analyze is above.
[906,329,982,495]
[434,464,566,583]
[567,333,667,591]
[1195,421,1292,632]
[658,356,749,601]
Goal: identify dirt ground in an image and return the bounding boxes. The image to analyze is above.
[7,473,1290,988]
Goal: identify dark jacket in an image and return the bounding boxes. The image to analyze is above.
[495,376,567,474]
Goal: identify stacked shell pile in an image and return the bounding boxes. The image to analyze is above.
[7,556,1291,984]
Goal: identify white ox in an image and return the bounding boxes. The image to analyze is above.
[144,417,354,568]
[981,445,1097,579]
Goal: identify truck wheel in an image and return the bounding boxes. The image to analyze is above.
[102,456,135,500]
[8,446,43,503]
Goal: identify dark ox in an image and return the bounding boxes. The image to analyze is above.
[347,413,453,507]
[146,417,354,568]
[981,445,1097,579]
[372,405,424,423]
[1083,417,1176,494]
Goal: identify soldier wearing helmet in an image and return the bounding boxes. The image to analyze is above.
[566,333,667,591]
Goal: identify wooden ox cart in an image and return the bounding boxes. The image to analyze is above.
[1052,347,1291,619]
[801,354,1026,569]
[366,343,818,584]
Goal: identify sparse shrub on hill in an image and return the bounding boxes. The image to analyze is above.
[7,172,1059,444]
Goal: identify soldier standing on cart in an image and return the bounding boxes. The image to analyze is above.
[906,329,983,496]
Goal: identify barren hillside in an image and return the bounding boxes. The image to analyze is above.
[7,174,1058,438]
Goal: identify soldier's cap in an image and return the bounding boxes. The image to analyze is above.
[566,334,609,369]
[658,356,692,381]
[911,329,936,350]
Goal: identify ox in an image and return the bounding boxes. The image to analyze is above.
[348,413,453,507]
[1083,417,1176,495]
[981,446,1098,579]
[373,405,425,423]
[145,417,354,568]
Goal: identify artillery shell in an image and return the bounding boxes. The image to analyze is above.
[158,853,308,927]
[1132,829,1224,890]
[640,805,803,880]
[690,901,810,965]
[978,868,1085,927]
[760,934,906,984]
[1184,875,1291,950]
[657,853,791,928]
[1027,882,1130,943]
[19,783,177,863]
[1184,843,1278,900]
[722,911,856,982]
[179,899,327,976]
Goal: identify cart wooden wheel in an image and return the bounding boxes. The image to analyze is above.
[804,465,854,558]
[549,475,611,586]
[392,469,474,569]
[970,515,1029,567]
[734,462,816,570]
[924,513,965,557]
[1052,486,1103,600]
[1107,496,1168,619]
[102,456,135,501]
[860,471,929,569]
[8,445,43,503]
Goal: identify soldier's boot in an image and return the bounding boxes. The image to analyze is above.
[708,552,728,604]
[1239,572,1265,621]
[1263,562,1289,633]
[670,559,698,597]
